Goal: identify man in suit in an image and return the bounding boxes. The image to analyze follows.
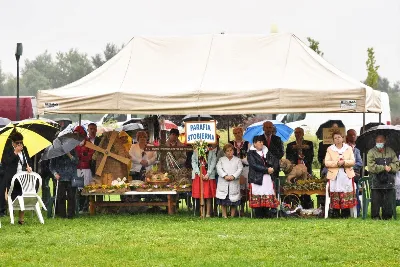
[257,121,284,179]
[258,121,284,160]
[286,127,314,175]
[285,127,314,208]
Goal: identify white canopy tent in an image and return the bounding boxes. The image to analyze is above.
[37,33,382,115]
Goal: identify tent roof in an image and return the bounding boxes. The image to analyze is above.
[37,33,382,115]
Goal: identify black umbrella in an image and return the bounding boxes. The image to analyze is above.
[356,125,400,155]
[359,122,384,135]
[182,114,213,122]
[41,133,85,161]
[316,120,345,140]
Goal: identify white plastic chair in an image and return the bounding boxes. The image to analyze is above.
[325,181,357,219]
[8,171,47,224]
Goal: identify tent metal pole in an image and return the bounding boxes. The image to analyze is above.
[362,113,366,134]
[79,114,82,125]
[227,118,231,142]
[379,113,382,124]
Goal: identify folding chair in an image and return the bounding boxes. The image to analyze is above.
[8,171,47,224]
[358,176,371,220]
[393,191,400,220]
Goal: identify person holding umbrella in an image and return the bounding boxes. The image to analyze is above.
[324,130,357,218]
[367,134,399,220]
[50,138,79,219]
[1,132,33,224]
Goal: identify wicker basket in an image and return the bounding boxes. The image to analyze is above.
[146,180,169,186]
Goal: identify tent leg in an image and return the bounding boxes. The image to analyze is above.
[379,113,382,124]
[79,114,82,126]
[362,113,366,134]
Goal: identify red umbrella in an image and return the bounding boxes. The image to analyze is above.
[163,120,178,130]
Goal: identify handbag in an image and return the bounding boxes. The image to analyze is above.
[71,175,84,188]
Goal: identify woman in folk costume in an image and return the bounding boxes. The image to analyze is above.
[247,135,280,218]
[191,143,217,217]
[324,130,357,218]
[229,127,250,212]
[216,143,243,218]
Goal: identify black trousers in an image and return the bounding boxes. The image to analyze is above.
[56,181,76,218]
[0,175,6,214]
[254,207,276,218]
[371,189,394,220]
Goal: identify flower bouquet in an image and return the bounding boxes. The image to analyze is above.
[110,177,129,193]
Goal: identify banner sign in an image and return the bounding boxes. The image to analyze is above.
[144,146,193,151]
[323,127,346,144]
[340,100,357,109]
[185,121,217,144]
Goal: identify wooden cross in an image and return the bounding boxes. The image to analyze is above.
[85,131,131,176]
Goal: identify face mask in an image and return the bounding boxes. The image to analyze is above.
[376,143,384,149]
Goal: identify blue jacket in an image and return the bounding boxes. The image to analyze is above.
[50,151,78,182]
[353,147,363,172]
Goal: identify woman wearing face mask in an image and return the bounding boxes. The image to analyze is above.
[1,132,32,224]
[324,130,357,218]
[367,134,399,220]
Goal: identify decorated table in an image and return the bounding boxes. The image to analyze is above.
[82,172,192,216]
[82,190,178,215]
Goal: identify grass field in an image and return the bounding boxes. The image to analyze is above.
[1,209,400,267]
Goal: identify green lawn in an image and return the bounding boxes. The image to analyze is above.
[1,210,400,266]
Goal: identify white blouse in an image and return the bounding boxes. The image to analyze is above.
[129,143,157,172]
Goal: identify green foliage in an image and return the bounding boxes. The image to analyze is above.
[307,37,324,56]
[1,213,400,266]
[212,114,256,129]
[365,47,380,89]
[53,49,94,88]
[91,43,122,69]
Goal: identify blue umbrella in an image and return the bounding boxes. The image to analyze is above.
[243,120,293,143]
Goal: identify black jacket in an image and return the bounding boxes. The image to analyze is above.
[257,134,284,160]
[248,147,279,185]
[286,140,314,174]
[1,144,32,188]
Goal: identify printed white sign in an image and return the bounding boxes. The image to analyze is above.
[185,121,217,144]
[340,100,356,109]
[44,102,59,109]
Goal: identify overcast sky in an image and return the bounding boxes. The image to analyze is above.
[0,0,399,83]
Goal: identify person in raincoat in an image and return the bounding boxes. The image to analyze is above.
[367,134,399,220]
